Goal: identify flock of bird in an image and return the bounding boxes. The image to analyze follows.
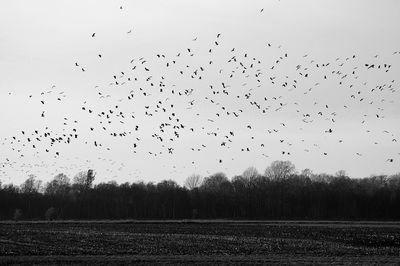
[1,6,399,183]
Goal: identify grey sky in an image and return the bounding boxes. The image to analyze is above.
[0,0,399,185]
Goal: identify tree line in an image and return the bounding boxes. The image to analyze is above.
[1,161,399,220]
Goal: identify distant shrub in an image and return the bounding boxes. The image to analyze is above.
[13,209,22,221]
[45,207,56,221]
[192,209,198,219]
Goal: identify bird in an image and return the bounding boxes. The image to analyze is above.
[2,28,398,183]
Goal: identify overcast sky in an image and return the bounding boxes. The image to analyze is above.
[0,0,399,185]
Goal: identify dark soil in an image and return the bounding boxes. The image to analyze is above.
[1,221,399,265]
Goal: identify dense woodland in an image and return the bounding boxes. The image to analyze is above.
[1,161,399,220]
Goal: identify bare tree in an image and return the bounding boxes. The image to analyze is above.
[184,174,203,189]
[335,170,347,177]
[311,173,334,183]
[264,160,296,180]
[231,175,249,191]
[301,168,313,178]
[157,180,179,190]
[45,173,70,195]
[20,174,42,194]
[388,173,400,188]
[242,166,259,181]
[201,172,231,192]
[73,169,96,191]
